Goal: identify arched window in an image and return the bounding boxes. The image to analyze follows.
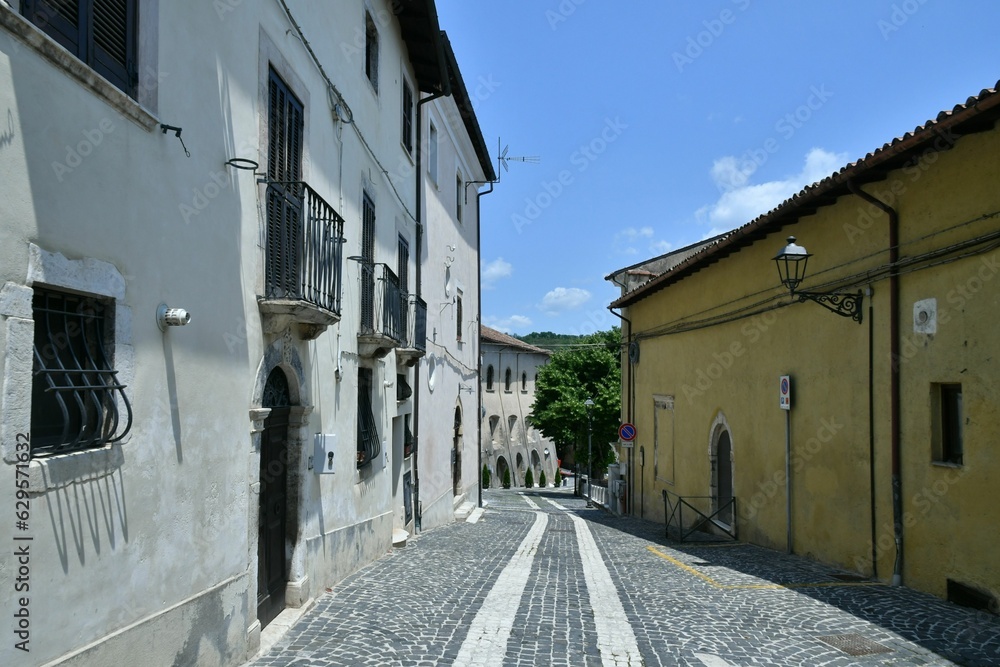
[486,365,494,391]
[488,415,500,438]
[521,371,527,392]
[508,415,518,440]
[504,368,512,391]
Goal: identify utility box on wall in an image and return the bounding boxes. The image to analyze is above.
[314,434,337,474]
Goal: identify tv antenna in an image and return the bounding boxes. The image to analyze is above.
[498,138,540,178]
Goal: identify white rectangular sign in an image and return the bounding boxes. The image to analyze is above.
[779,375,791,411]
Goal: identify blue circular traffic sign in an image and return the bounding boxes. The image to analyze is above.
[619,423,637,441]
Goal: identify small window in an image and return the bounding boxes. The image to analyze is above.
[364,11,379,91]
[456,294,463,341]
[456,174,464,223]
[23,0,139,98]
[428,123,438,183]
[31,286,131,456]
[401,81,414,154]
[485,365,494,391]
[357,368,380,467]
[932,383,963,465]
[504,368,512,392]
[508,415,517,440]
[488,415,500,438]
[521,372,527,392]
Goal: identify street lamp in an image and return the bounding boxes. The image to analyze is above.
[584,398,594,507]
[773,236,864,323]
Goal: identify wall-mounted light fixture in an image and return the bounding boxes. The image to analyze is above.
[773,236,864,323]
[156,304,191,331]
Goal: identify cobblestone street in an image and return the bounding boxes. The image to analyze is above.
[248,489,1000,666]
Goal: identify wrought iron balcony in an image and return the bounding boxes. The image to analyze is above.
[358,263,405,358]
[258,181,345,340]
[396,295,427,367]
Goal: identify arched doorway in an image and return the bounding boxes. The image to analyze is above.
[258,367,291,628]
[711,421,734,528]
[515,452,524,487]
[530,450,541,483]
[496,456,510,488]
[452,405,463,496]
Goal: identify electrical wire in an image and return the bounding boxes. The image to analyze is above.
[276,0,418,223]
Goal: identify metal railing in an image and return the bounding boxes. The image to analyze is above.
[585,482,608,508]
[264,181,345,316]
[360,263,404,343]
[662,489,737,542]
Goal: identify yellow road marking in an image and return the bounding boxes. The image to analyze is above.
[646,546,884,590]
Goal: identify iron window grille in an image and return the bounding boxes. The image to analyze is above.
[455,295,463,341]
[409,296,427,352]
[357,368,380,467]
[396,373,412,402]
[359,262,404,343]
[31,287,132,457]
[21,0,139,97]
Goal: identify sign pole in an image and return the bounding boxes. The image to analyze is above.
[779,375,792,555]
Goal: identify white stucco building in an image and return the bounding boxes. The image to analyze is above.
[0,2,490,665]
[480,326,558,488]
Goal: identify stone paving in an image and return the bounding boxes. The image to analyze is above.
[246,488,1000,666]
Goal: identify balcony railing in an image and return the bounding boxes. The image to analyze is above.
[263,181,345,319]
[360,263,404,343]
[408,295,427,352]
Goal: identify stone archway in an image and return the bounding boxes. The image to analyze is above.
[709,413,734,528]
[497,456,510,488]
[248,334,312,640]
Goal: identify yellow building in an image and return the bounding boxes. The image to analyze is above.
[609,80,1000,611]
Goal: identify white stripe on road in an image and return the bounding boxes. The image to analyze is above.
[454,511,548,666]
[694,653,735,667]
[542,497,567,511]
[520,494,540,510]
[566,512,642,666]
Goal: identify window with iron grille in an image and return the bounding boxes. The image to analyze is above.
[31,286,132,457]
[357,367,380,467]
[265,67,304,300]
[364,11,379,92]
[401,81,413,154]
[455,294,463,341]
[21,0,138,97]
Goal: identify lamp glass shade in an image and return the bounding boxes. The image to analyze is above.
[774,236,811,292]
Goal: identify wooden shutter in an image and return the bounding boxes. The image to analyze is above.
[92,0,137,95]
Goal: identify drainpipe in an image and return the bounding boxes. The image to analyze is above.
[848,181,902,586]
[413,82,450,533]
[608,307,633,515]
[475,181,494,507]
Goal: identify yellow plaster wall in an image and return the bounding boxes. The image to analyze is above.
[626,123,1000,605]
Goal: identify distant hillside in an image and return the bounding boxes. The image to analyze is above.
[513,332,586,350]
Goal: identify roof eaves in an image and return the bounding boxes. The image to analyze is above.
[611,80,1000,309]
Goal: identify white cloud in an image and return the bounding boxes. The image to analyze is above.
[696,148,848,230]
[614,226,672,256]
[539,287,591,315]
[483,314,532,333]
[482,257,512,289]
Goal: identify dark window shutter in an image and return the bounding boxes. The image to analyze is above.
[91,0,136,95]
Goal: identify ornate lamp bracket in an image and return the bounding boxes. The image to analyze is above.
[794,289,864,323]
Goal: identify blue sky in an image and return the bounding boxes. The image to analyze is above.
[435,1,1000,336]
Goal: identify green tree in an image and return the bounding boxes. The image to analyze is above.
[524,467,534,488]
[554,469,562,487]
[482,464,491,489]
[502,468,511,489]
[530,328,621,480]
